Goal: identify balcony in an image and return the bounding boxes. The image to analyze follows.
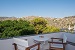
[0,32,75,50]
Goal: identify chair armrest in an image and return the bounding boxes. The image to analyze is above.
[26,43,41,50]
[51,38,63,40]
[48,41,67,44]
[51,38,63,42]
[12,43,17,50]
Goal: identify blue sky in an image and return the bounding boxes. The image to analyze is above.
[0,0,75,18]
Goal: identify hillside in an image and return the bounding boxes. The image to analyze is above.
[22,16,75,29]
[0,16,75,29]
[0,17,17,21]
[46,16,75,28]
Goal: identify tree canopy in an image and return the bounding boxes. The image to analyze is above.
[0,17,60,38]
[31,17,59,34]
[0,20,35,38]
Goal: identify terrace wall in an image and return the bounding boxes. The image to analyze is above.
[0,32,75,50]
[65,33,75,50]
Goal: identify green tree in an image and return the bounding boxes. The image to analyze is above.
[31,17,60,34]
[42,25,59,33]
[0,20,35,38]
[31,17,47,34]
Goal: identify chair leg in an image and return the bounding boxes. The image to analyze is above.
[49,43,51,50]
[37,44,40,50]
[63,44,65,50]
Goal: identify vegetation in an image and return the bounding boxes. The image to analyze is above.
[31,17,47,34]
[0,16,75,38]
[0,17,60,38]
[31,17,59,34]
[0,20,35,38]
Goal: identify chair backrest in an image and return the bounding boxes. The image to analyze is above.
[13,38,29,50]
[63,34,67,43]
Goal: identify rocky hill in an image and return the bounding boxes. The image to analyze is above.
[0,17,17,21]
[0,16,75,29]
[22,16,75,29]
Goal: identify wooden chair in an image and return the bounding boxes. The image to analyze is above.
[12,38,41,50]
[48,34,67,50]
